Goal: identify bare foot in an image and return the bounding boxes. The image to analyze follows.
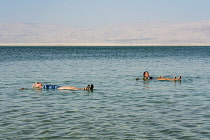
[177,76,182,80]
[84,84,94,90]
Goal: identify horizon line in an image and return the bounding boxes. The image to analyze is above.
[1,43,210,47]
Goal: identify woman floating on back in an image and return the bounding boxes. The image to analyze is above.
[20,82,94,90]
[136,71,181,81]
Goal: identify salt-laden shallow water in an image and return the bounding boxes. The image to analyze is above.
[1,46,210,139]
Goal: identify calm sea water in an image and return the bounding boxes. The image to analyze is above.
[1,46,210,140]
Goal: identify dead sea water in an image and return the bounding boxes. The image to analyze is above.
[1,46,210,139]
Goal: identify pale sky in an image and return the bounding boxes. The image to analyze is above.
[1,0,210,26]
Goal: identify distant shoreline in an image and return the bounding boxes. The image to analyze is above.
[0,43,210,46]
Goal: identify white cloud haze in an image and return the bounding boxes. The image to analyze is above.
[1,20,210,45]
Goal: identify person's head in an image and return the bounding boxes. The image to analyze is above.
[32,82,43,89]
[143,71,150,78]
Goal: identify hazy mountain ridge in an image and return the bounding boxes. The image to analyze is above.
[1,20,210,45]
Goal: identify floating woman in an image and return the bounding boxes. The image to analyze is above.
[20,82,94,90]
[136,71,181,81]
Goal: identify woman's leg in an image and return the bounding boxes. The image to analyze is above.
[57,86,83,90]
[156,76,181,81]
[57,84,94,90]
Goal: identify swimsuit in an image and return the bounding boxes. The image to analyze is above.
[42,85,61,89]
[144,77,153,80]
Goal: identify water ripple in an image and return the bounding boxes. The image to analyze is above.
[1,46,210,139]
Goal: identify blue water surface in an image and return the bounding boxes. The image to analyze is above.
[1,46,210,139]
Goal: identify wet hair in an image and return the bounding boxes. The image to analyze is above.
[143,71,149,77]
[32,82,41,89]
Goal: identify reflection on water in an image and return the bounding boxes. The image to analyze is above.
[143,82,150,90]
[142,79,182,90]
